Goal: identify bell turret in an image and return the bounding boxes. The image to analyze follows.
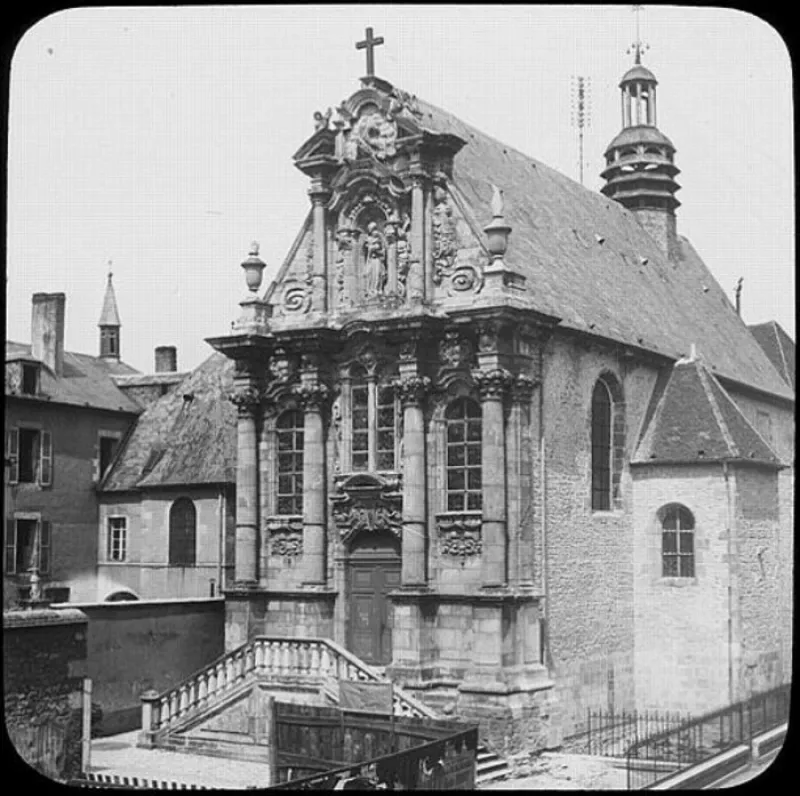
[601,53,681,261]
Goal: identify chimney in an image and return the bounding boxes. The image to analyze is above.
[31,293,66,377]
[155,346,177,373]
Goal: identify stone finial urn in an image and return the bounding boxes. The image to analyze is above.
[484,184,511,260]
[241,241,266,292]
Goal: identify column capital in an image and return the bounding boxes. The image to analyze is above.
[395,374,431,407]
[294,382,330,411]
[510,373,539,404]
[472,367,513,400]
[307,176,332,203]
[228,384,263,416]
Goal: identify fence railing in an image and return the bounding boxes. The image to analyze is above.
[625,682,791,789]
[563,708,690,758]
[140,635,438,743]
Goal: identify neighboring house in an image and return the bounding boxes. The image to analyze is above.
[96,353,236,602]
[4,285,141,606]
[97,50,794,748]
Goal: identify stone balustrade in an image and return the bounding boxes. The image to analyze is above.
[140,636,436,746]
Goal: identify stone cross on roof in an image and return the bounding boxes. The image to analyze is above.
[356,27,384,77]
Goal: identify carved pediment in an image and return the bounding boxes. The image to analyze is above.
[331,472,403,544]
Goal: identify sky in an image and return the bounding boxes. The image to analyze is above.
[6,5,794,375]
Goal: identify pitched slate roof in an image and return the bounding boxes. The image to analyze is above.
[632,356,782,466]
[408,94,793,402]
[748,321,795,392]
[5,341,141,414]
[102,352,236,491]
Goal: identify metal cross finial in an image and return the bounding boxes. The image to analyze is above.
[628,5,649,64]
[356,27,384,77]
[107,259,113,280]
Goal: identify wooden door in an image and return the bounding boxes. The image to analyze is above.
[347,534,401,665]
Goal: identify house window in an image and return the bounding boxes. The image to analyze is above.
[347,364,398,472]
[101,328,119,357]
[6,427,52,486]
[107,516,127,562]
[99,435,119,480]
[276,410,304,515]
[661,505,695,578]
[21,363,39,395]
[591,375,624,511]
[445,398,482,512]
[169,498,196,566]
[5,518,51,575]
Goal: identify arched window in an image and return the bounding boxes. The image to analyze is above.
[346,364,398,472]
[276,410,304,515]
[591,375,624,511]
[661,505,695,578]
[169,498,196,566]
[376,381,396,470]
[445,398,482,512]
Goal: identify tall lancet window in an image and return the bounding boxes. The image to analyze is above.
[276,410,304,515]
[445,398,482,512]
[376,382,395,470]
[591,380,612,511]
[351,365,369,471]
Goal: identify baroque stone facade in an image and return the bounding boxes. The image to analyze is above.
[201,61,793,757]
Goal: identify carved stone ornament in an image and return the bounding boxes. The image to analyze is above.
[313,108,332,131]
[394,374,431,406]
[351,108,399,161]
[335,227,355,304]
[472,368,513,400]
[447,264,484,296]
[437,512,482,565]
[438,331,474,370]
[294,382,329,411]
[266,517,303,558]
[331,473,403,544]
[432,187,458,285]
[390,87,422,117]
[511,373,538,403]
[268,348,294,383]
[228,384,263,413]
[477,320,503,353]
[282,277,312,314]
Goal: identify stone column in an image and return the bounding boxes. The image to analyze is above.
[309,177,330,314]
[397,375,430,586]
[410,174,426,301]
[297,378,329,586]
[512,374,538,588]
[474,369,511,587]
[231,384,262,584]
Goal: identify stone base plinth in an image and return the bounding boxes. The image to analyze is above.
[224,587,337,650]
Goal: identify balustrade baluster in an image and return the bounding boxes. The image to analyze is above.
[255,640,264,674]
[321,645,332,678]
[310,643,321,677]
[198,674,207,706]
[159,698,168,728]
[179,686,188,715]
[217,661,226,691]
[170,692,179,721]
[207,668,216,699]
[288,641,298,674]
[280,641,290,675]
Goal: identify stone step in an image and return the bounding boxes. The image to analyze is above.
[476,748,511,786]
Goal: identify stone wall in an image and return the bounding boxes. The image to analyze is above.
[540,337,659,734]
[631,464,731,714]
[733,467,785,698]
[4,608,88,781]
[68,597,224,735]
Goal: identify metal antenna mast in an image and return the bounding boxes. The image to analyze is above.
[570,75,592,185]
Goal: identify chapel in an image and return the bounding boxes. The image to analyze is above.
[99,31,794,749]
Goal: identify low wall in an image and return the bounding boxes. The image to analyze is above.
[4,608,88,781]
[55,597,225,736]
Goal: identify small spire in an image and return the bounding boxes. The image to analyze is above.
[99,267,121,327]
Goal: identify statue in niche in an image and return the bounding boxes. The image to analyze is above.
[362,221,388,296]
[335,227,354,303]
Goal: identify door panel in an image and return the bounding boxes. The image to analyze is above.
[348,558,401,665]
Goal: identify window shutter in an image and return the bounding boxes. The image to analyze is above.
[40,431,53,486]
[39,520,51,575]
[5,518,16,575]
[6,428,19,484]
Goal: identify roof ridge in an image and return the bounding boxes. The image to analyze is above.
[695,362,738,458]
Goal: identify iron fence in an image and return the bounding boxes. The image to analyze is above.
[625,682,791,789]
[562,708,689,758]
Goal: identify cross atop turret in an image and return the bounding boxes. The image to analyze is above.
[356,26,384,77]
[627,5,649,65]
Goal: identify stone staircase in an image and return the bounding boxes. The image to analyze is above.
[138,635,509,786]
